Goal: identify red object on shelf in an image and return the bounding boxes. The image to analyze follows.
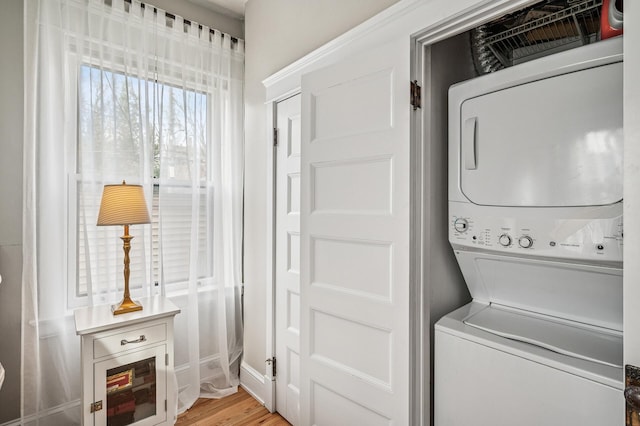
[106,370,132,393]
[601,0,623,39]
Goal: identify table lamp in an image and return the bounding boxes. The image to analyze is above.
[97,181,151,315]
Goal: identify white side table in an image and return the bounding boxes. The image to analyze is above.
[74,296,180,426]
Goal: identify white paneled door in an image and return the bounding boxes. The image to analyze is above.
[275,94,302,425]
[300,37,411,425]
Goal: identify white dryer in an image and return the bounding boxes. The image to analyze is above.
[435,37,624,426]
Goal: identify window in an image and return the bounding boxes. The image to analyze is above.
[70,64,213,305]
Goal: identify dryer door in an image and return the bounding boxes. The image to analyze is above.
[459,61,623,207]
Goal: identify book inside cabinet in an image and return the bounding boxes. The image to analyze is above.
[94,345,167,426]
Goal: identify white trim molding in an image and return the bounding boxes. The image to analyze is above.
[262,0,537,101]
[263,99,277,413]
[174,354,225,392]
[240,361,272,409]
[0,400,81,426]
[262,0,423,100]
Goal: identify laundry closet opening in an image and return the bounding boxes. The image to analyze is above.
[419,0,624,425]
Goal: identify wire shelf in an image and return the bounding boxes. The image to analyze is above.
[474,0,602,72]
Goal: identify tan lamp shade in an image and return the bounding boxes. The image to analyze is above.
[97,181,150,226]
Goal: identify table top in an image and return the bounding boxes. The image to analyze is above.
[74,296,180,335]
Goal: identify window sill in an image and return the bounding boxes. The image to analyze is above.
[34,286,223,338]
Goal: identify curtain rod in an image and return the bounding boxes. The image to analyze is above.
[121,0,239,43]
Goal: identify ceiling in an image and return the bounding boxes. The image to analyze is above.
[188,0,247,19]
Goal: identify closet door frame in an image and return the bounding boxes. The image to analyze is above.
[411,1,538,423]
[263,89,302,414]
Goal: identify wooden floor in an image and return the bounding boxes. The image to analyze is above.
[175,387,291,426]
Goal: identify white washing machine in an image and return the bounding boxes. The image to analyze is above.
[435,37,624,425]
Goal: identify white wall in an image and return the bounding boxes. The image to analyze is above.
[242,0,400,378]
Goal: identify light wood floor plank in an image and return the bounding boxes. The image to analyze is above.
[175,386,290,426]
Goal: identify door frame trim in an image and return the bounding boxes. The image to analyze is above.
[264,92,302,413]
[263,99,277,412]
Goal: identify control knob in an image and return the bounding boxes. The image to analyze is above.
[519,236,533,249]
[498,234,512,247]
[454,218,469,233]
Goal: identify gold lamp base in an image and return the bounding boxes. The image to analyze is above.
[112,295,143,315]
[111,226,143,316]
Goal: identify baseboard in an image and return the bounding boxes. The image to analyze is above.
[0,400,81,426]
[175,354,223,392]
[240,361,269,407]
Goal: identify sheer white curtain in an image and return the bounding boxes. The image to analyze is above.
[23,0,244,423]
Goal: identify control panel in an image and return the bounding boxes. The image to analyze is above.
[449,203,623,262]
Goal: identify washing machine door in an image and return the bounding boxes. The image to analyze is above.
[463,304,622,368]
[458,60,622,207]
[453,249,623,331]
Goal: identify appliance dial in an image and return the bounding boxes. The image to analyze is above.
[498,234,512,247]
[454,218,469,233]
[519,236,533,249]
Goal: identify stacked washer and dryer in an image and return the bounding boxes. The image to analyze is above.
[435,37,624,425]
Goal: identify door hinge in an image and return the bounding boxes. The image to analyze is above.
[90,400,103,413]
[165,353,169,366]
[411,80,421,110]
[165,399,168,412]
[273,128,278,147]
[266,357,277,378]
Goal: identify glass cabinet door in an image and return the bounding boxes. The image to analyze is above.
[94,345,167,426]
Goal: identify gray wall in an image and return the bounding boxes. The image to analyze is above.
[0,0,241,422]
[242,0,400,377]
[0,0,24,421]
[423,32,476,423]
[151,0,244,39]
